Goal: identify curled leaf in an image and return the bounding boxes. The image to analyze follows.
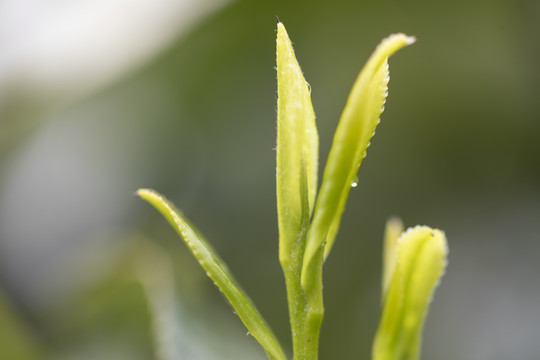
[137,189,287,360]
[276,21,321,360]
[276,21,318,264]
[372,226,448,360]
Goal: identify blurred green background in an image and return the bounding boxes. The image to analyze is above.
[1,0,539,359]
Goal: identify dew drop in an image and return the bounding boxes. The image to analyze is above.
[351,176,359,188]
[362,150,367,158]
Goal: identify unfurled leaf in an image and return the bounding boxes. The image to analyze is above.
[137,189,287,360]
[382,217,404,301]
[302,34,416,287]
[372,226,448,360]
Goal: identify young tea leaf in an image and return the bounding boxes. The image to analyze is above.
[276,20,321,360]
[276,20,318,264]
[137,189,287,360]
[372,226,448,360]
[302,34,416,287]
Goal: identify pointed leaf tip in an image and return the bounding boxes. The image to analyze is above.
[276,21,319,264]
[302,33,415,287]
[137,188,287,360]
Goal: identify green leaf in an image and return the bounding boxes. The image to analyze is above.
[137,189,287,360]
[382,217,404,301]
[301,34,416,285]
[276,21,321,360]
[276,20,318,264]
[372,226,448,360]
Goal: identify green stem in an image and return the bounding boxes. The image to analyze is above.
[280,221,324,360]
[281,226,308,360]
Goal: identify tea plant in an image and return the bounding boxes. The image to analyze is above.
[138,20,447,360]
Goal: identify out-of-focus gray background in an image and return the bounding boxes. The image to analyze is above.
[1,0,539,359]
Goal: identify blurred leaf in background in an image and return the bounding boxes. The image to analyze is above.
[1,0,539,359]
[0,289,41,359]
[42,236,265,360]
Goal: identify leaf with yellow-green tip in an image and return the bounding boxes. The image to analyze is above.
[301,34,416,289]
[276,20,318,265]
[382,217,404,301]
[372,226,448,360]
[276,20,321,360]
[137,189,287,360]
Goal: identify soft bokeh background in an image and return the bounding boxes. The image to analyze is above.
[1,0,539,359]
